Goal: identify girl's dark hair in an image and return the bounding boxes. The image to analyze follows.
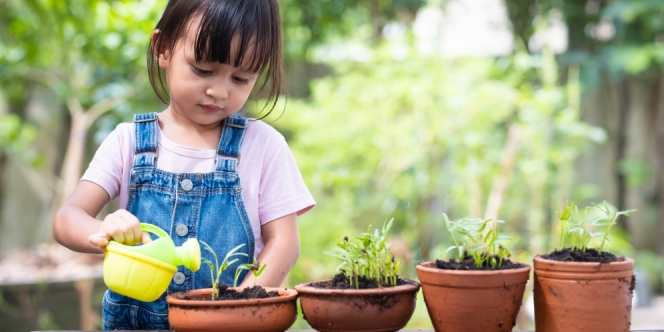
[147,0,284,117]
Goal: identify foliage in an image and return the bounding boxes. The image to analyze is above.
[0,0,161,110]
[264,44,602,266]
[233,257,267,288]
[326,219,400,288]
[505,0,664,82]
[280,0,425,61]
[443,214,511,269]
[0,113,38,164]
[201,242,247,300]
[557,201,635,253]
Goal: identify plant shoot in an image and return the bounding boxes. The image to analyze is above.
[326,218,400,288]
[557,201,635,253]
[201,242,247,300]
[443,213,511,269]
[233,257,267,288]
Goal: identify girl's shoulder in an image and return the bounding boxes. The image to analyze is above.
[245,118,286,143]
[114,122,134,136]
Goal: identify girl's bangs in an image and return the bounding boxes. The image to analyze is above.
[194,0,273,73]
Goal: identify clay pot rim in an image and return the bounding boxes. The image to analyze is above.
[416,260,531,275]
[533,255,633,264]
[166,287,298,307]
[295,279,420,295]
[533,255,634,272]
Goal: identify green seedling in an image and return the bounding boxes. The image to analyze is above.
[557,200,635,253]
[201,242,247,300]
[443,213,511,269]
[233,257,267,288]
[326,218,400,289]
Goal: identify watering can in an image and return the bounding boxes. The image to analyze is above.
[103,223,201,302]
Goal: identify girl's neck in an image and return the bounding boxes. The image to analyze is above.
[157,106,224,150]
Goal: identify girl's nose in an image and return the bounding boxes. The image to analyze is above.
[205,81,229,100]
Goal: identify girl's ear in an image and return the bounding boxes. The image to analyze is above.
[151,30,171,69]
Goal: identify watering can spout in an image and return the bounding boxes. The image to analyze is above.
[175,238,201,272]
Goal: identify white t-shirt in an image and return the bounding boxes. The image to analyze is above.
[81,118,315,257]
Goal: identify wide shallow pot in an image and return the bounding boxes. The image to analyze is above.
[416,261,531,332]
[533,256,635,332]
[295,279,421,332]
[166,287,298,332]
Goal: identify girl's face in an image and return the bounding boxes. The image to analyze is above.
[155,16,259,127]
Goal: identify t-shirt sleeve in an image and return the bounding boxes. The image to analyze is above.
[258,139,315,225]
[80,124,127,201]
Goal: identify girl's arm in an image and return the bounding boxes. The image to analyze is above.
[53,180,148,253]
[239,213,300,288]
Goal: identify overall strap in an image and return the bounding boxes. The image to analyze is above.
[215,113,248,172]
[133,112,159,168]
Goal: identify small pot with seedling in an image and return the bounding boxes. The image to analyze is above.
[295,219,421,332]
[533,201,636,332]
[416,214,531,332]
[166,243,299,332]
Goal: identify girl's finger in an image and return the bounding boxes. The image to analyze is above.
[131,220,143,245]
[104,222,126,244]
[115,211,139,244]
[89,231,110,247]
[141,232,153,244]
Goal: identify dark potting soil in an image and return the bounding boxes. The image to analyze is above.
[214,284,279,300]
[541,247,625,263]
[311,273,414,289]
[434,254,526,271]
[180,284,279,301]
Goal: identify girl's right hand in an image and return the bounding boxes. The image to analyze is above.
[88,209,152,248]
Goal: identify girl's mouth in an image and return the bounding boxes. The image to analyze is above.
[200,104,222,113]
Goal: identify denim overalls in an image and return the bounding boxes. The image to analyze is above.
[101,112,254,330]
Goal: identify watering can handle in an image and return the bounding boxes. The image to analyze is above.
[140,223,169,239]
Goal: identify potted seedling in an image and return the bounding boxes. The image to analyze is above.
[295,219,421,332]
[166,243,299,332]
[416,214,531,332]
[533,201,636,332]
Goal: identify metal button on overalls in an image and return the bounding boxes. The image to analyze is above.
[173,272,186,285]
[180,179,193,191]
[175,224,188,236]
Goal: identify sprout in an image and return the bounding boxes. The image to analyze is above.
[325,219,400,288]
[201,242,247,300]
[233,257,267,289]
[443,213,511,269]
[557,201,635,253]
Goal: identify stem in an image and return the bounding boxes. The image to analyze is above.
[599,215,618,253]
[559,219,566,248]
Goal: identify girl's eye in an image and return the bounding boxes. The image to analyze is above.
[193,66,212,75]
[233,76,250,85]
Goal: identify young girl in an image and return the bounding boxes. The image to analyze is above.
[52,0,314,329]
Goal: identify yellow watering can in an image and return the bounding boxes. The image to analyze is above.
[103,223,201,302]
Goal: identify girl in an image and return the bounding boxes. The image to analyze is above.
[52,0,314,329]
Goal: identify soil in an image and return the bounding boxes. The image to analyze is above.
[311,273,414,289]
[434,254,526,270]
[181,284,279,301]
[541,247,625,263]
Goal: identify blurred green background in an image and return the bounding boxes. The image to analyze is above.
[1,0,664,330]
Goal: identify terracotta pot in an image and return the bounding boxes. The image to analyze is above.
[416,261,531,332]
[295,279,421,332]
[166,287,298,332]
[533,256,635,332]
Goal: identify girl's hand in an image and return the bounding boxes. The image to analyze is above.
[88,209,152,248]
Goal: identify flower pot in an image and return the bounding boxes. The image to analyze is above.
[295,279,421,332]
[166,287,298,332]
[416,261,531,332]
[533,256,635,332]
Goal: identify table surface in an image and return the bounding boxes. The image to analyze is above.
[32,330,664,332]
